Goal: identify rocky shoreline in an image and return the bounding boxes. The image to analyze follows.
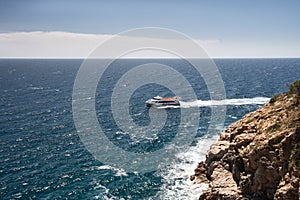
[191,81,300,200]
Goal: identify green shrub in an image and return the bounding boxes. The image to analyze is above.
[288,80,300,97]
[269,94,281,104]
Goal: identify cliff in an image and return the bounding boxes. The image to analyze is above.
[191,81,300,200]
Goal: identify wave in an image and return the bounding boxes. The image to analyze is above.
[155,135,220,200]
[94,165,128,177]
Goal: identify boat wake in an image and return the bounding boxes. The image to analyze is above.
[156,97,270,109]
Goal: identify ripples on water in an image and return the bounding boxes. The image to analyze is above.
[0,59,299,199]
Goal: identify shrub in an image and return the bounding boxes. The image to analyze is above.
[288,80,300,97]
[269,94,281,104]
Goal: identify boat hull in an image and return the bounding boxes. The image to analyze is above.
[146,101,180,108]
[145,96,180,108]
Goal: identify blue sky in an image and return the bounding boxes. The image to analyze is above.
[0,0,299,58]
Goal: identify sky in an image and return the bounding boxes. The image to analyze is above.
[0,0,299,58]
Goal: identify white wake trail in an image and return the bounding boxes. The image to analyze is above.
[180,97,270,108]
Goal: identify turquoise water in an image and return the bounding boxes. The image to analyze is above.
[0,59,299,199]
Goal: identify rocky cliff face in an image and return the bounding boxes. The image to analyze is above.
[191,86,300,200]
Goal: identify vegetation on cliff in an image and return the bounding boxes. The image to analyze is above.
[192,80,300,200]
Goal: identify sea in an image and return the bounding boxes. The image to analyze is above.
[1,58,299,199]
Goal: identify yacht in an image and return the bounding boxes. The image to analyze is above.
[145,96,180,107]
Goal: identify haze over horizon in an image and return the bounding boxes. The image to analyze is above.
[0,0,299,58]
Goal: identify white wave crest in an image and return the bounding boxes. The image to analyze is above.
[95,165,128,177]
[155,134,220,200]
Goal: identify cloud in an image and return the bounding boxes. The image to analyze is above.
[0,31,112,58]
[0,31,299,58]
[0,31,223,58]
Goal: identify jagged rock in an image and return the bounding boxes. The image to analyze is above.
[190,162,209,183]
[232,133,255,148]
[274,180,299,200]
[250,156,280,198]
[192,89,300,200]
[206,141,230,165]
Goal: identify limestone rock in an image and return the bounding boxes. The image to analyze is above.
[192,91,300,200]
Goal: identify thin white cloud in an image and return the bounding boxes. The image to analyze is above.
[0,31,112,58]
[0,31,299,58]
[0,31,222,58]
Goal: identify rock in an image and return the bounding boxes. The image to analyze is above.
[274,182,299,200]
[192,90,300,200]
[194,162,206,175]
[206,141,230,166]
[233,133,255,148]
[191,162,209,183]
[251,157,280,198]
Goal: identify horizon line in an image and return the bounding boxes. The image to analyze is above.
[0,57,299,59]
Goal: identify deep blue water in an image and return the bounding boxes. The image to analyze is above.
[0,59,299,199]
